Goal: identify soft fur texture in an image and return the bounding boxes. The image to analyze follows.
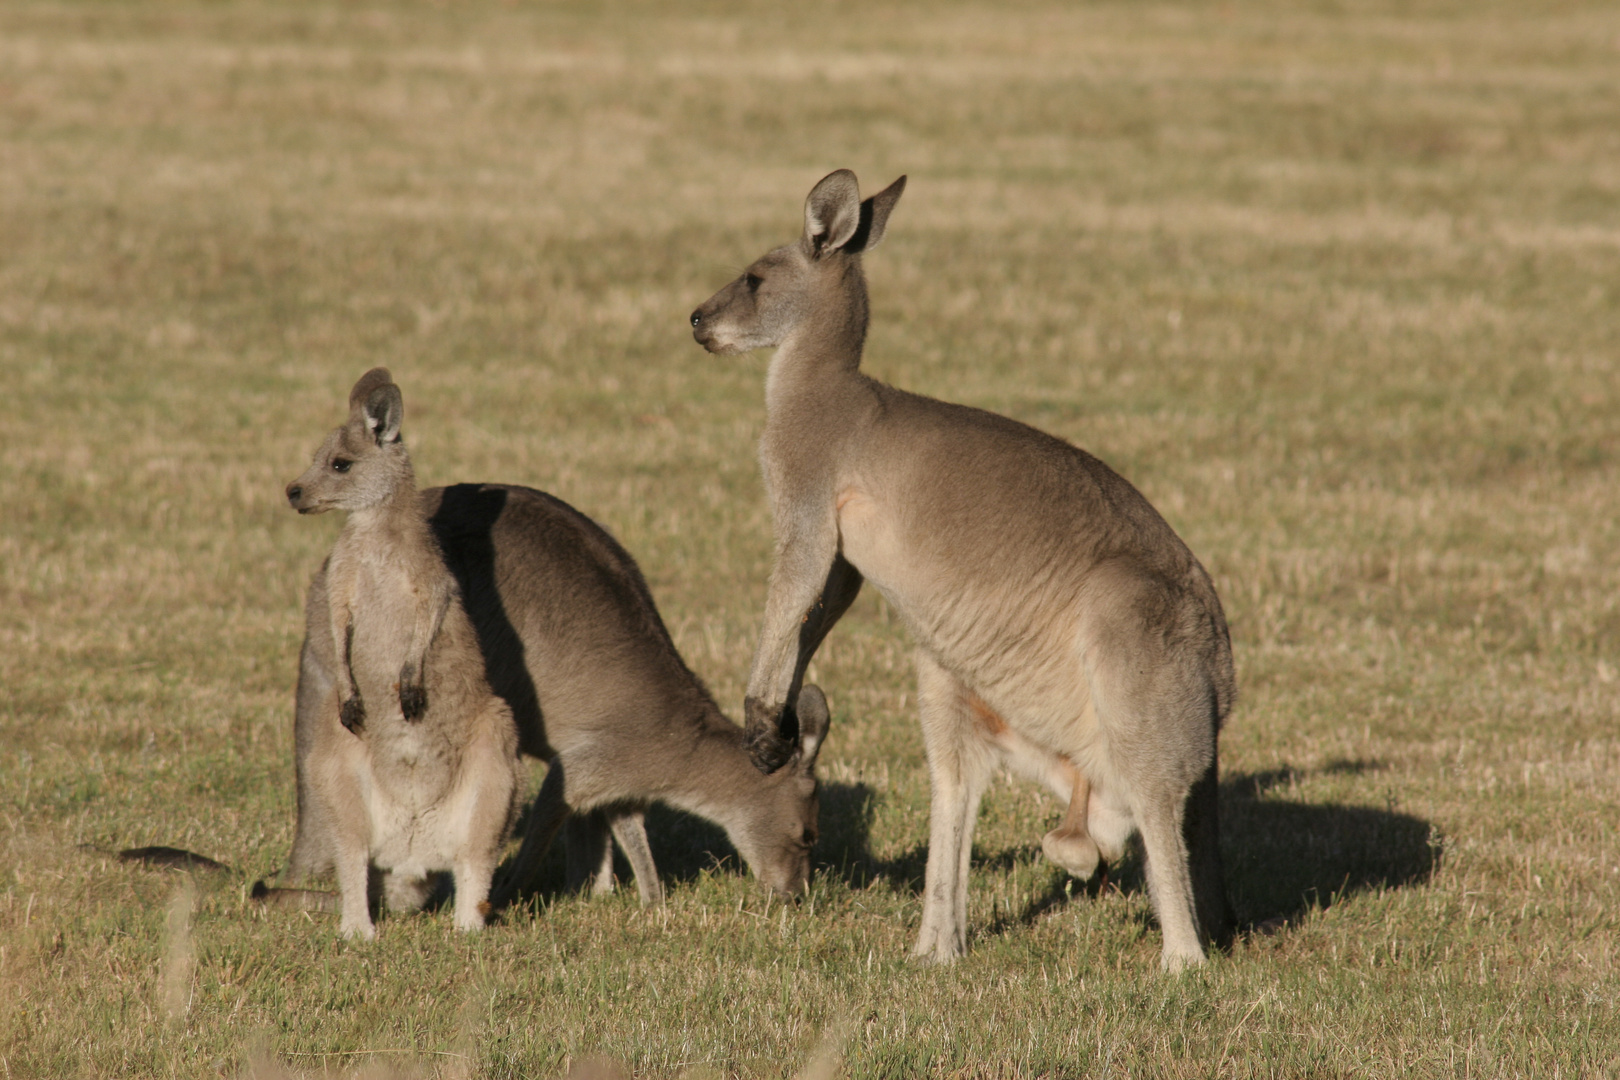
[285,369,524,939]
[283,426,830,916]
[690,171,1236,970]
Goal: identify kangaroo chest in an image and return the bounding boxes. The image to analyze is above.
[340,555,430,693]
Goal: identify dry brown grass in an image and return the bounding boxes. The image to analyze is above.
[2,0,1618,1076]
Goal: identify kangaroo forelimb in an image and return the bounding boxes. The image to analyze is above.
[339,694,366,734]
[397,668,426,721]
[788,554,864,704]
[333,605,364,732]
[399,581,451,721]
[743,555,862,773]
[742,695,797,773]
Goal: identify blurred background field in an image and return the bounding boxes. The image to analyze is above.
[1,0,1618,1075]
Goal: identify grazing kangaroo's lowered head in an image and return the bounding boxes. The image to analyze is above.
[689,171,1235,971]
[690,169,906,357]
[716,683,828,897]
[286,368,411,516]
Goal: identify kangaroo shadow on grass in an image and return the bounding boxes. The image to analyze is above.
[800,759,1441,941]
[808,782,1116,925]
[494,786,856,907]
[1219,760,1440,934]
[496,779,895,909]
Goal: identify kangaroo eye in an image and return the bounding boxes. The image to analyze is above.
[331,459,352,473]
[745,273,763,292]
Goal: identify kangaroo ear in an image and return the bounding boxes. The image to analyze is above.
[362,383,403,446]
[845,175,906,255]
[794,684,831,774]
[802,170,863,258]
[348,367,394,412]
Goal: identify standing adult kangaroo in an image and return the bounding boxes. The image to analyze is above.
[689,170,1236,970]
[279,374,829,925]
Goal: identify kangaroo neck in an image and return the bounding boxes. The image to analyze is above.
[344,473,427,545]
[764,266,869,419]
[657,712,770,823]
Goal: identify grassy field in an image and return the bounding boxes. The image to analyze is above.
[3,0,1619,1075]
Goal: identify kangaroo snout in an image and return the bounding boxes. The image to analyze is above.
[757,852,811,900]
[770,874,809,901]
[689,307,718,350]
[285,480,323,514]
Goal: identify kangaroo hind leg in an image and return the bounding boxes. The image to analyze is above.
[911,652,997,965]
[1106,688,1223,970]
[608,810,663,908]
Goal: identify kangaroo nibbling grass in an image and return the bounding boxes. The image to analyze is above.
[279,376,829,926]
[284,368,524,939]
[690,171,1236,970]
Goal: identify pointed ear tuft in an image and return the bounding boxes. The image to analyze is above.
[802,170,863,258]
[845,175,906,255]
[794,684,831,774]
[363,383,404,446]
[348,367,395,412]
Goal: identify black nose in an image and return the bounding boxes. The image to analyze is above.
[286,484,302,505]
[689,310,702,328]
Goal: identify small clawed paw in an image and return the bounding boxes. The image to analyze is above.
[340,697,365,733]
[742,697,795,773]
[399,683,427,721]
[743,725,795,774]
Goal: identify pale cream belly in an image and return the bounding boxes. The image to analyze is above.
[362,733,469,876]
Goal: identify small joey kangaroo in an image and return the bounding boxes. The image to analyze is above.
[690,171,1236,970]
[281,445,830,915]
[285,368,524,939]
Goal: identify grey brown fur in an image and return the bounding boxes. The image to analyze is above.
[282,383,829,918]
[690,170,1235,970]
[285,368,524,938]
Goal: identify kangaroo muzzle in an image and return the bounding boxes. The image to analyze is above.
[689,307,718,350]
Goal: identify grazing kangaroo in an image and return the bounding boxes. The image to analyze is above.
[689,171,1236,970]
[280,383,829,917]
[285,368,524,938]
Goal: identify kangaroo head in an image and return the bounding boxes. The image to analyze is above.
[726,685,832,898]
[285,368,413,514]
[689,170,906,354]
